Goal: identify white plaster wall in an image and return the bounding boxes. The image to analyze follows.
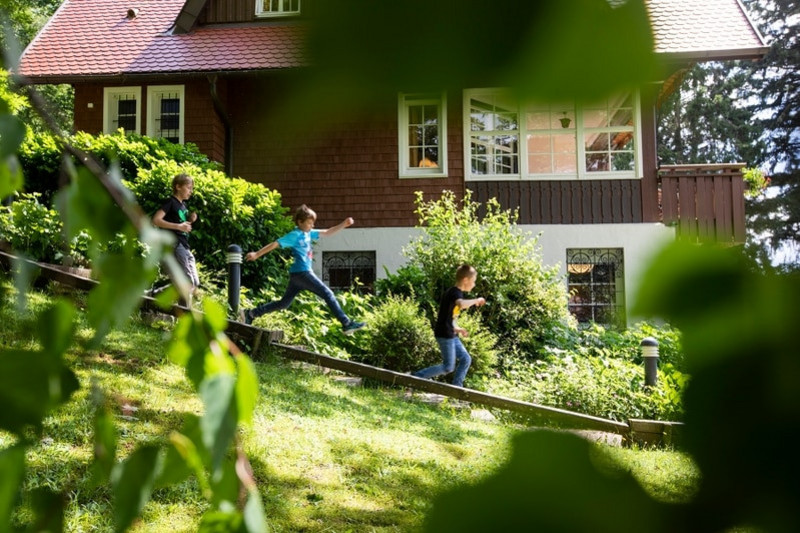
[314,223,674,321]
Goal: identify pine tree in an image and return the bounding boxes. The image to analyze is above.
[741,0,800,267]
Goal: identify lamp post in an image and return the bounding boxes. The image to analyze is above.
[227,244,242,317]
[641,337,659,387]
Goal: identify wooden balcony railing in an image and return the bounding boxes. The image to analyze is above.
[658,164,746,244]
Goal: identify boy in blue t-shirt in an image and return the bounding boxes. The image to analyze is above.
[240,204,366,335]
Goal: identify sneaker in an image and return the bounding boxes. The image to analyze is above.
[342,320,366,335]
[239,309,253,325]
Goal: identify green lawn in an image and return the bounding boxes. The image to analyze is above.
[1,283,699,532]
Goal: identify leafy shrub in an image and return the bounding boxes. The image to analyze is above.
[491,353,686,422]
[542,320,685,372]
[18,130,219,202]
[403,190,571,358]
[0,192,88,265]
[490,319,687,421]
[359,294,439,372]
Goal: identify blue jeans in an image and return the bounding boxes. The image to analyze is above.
[251,271,350,325]
[413,337,472,387]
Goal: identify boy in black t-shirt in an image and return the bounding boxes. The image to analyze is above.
[413,264,486,387]
[152,173,199,305]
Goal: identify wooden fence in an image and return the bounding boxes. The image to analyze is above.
[659,164,747,244]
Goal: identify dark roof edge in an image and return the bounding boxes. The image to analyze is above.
[20,68,306,85]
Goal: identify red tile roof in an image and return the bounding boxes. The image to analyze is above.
[18,0,308,82]
[647,0,768,60]
[17,0,767,82]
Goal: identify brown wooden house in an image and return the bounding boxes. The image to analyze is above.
[17,0,767,326]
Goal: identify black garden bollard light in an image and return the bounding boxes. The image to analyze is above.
[227,244,242,317]
[641,337,659,387]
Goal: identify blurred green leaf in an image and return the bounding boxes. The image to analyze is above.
[0,445,26,528]
[209,455,239,508]
[86,252,154,346]
[425,430,669,532]
[234,354,259,427]
[636,242,800,532]
[27,488,65,533]
[0,346,79,435]
[199,374,238,475]
[111,444,160,533]
[91,388,118,487]
[54,166,129,242]
[303,0,659,115]
[0,153,23,201]
[242,488,268,533]
[39,299,75,357]
[0,112,25,158]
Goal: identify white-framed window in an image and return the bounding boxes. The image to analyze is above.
[398,92,447,178]
[255,0,300,17]
[567,248,626,327]
[464,89,641,181]
[103,87,141,134]
[147,85,184,144]
[322,251,376,294]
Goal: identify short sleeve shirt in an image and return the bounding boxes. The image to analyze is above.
[434,286,463,339]
[159,196,190,248]
[277,228,320,273]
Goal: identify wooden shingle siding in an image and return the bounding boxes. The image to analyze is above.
[228,79,464,228]
[201,0,256,24]
[468,180,643,224]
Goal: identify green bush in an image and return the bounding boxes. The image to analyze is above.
[0,192,86,265]
[402,190,571,358]
[18,130,219,202]
[359,294,439,372]
[491,352,686,422]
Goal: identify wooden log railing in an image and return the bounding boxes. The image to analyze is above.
[658,163,747,244]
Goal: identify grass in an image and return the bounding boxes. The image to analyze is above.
[1,280,700,532]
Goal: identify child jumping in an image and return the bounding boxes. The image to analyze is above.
[152,173,199,306]
[240,204,366,335]
[413,264,486,387]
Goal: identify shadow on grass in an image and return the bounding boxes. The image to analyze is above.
[256,358,491,447]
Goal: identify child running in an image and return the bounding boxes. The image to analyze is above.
[240,204,366,335]
[412,264,486,387]
[151,173,199,306]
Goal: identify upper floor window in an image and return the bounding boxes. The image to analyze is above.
[147,85,184,144]
[398,92,447,178]
[256,0,300,18]
[464,89,641,181]
[103,87,141,135]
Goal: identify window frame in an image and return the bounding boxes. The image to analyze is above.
[146,85,185,145]
[103,86,141,135]
[255,0,301,18]
[398,92,448,178]
[566,248,626,327]
[463,88,642,181]
[322,250,377,294]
